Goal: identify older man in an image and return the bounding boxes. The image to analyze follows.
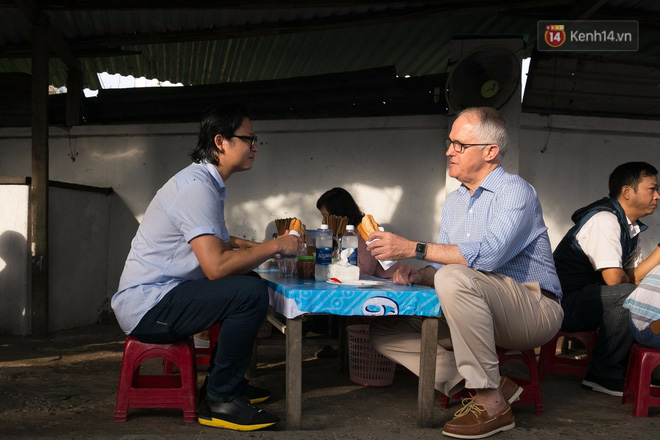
[366,107,563,439]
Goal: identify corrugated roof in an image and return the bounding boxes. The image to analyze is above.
[1,1,660,120]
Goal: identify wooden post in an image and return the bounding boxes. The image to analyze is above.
[286,317,303,429]
[418,316,439,427]
[30,23,50,337]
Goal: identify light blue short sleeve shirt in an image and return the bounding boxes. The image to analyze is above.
[111,162,230,334]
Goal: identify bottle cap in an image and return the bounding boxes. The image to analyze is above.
[319,224,329,230]
[345,225,355,231]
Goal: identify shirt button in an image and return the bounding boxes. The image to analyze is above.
[466,233,471,237]
[469,209,473,214]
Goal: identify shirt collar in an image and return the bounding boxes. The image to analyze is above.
[201,161,227,198]
[459,164,505,196]
[626,215,642,238]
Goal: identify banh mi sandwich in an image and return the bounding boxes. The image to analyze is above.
[357,214,379,241]
[289,218,304,236]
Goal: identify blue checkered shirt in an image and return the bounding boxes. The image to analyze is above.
[429,165,562,298]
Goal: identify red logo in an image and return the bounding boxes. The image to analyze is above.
[545,24,566,47]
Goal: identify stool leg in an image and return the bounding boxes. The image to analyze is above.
[622,345,639,406]
[632,352,652,417]
[524,349,544,415]
[114,341,137,422]
[440,393,450,408]
[538,334,559,380]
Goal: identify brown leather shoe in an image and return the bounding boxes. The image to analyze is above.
[441,401,515,439]
[500,376,522,404]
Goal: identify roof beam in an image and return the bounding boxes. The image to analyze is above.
[0,1,576,12]
[10,0,80,70]
[3,1,575,56]
[564,0,608,20]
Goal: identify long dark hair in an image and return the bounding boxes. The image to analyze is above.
[316,187,364,226]
[190,103,250,165]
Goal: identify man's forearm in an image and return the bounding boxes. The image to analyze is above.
[424,243,467,266]
[229,235,259,250]
[631,245,660,284]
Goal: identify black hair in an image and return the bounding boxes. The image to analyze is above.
[609,161,658,198]
[316,187,364,226]
[190,103,250,165]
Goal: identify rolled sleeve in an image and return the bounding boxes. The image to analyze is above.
[169,181,230,243]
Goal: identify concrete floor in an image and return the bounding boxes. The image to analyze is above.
[1,322,659,440]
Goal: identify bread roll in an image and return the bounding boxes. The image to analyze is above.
[357,214,379,241]
[289,218,303,236]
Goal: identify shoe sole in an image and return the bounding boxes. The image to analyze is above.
[441,421,515,439]
[581,380,623,397]
[198,416,278,431]
[249,395,270,404]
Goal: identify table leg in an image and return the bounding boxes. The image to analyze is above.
[418,316,438,428]
[286,317,303,429]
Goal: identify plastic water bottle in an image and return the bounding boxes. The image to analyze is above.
[315,224,333,281]
[341,225,358,267]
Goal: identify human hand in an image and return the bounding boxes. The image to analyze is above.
[367,231,415,261]
[277,234,302,257]
[392,264,421,285]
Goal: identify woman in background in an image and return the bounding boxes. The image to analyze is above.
[316,187,398,279]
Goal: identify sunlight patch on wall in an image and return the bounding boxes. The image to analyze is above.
[350,184,403,225]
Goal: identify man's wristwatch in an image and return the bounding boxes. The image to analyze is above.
[415,242,427,260]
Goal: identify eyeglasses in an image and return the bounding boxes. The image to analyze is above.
[232,135,258,149]
[445,138,494,154]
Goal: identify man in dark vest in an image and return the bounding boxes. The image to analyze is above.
[554,162,660,396]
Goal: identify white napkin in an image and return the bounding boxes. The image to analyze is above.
[337,247,355,265]
[366,227,397,270]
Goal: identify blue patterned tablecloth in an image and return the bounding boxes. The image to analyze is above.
[258,270,441,319]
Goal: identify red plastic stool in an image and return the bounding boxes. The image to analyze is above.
[440,347,543,415]
[195,323,220,366]
[622,343,660,417]
[114,337,197,422]
[538,330,597,379]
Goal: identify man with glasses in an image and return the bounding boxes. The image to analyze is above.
[112,103,300,431]
[553,162,660,397]
[366,107,563,439]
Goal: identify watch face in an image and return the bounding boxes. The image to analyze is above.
[416,243,426,253]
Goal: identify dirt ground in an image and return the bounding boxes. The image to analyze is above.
[1,321,660,440]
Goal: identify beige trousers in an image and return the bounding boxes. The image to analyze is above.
[370,264,563,396]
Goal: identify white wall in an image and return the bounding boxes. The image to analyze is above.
[0,183,111,335]
[2,112,660,329]
[49,186,111,331]
[0,185,29,335]
[0,115,448,317]
[520,113,660,257]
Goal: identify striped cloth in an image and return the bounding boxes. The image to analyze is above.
[624,265,660,331]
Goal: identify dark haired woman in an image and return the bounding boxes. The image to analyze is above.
[317,187,398,279]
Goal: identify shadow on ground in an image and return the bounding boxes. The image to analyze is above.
[1,323,659,439]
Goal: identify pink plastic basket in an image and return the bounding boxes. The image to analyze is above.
[347,324,395,387]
